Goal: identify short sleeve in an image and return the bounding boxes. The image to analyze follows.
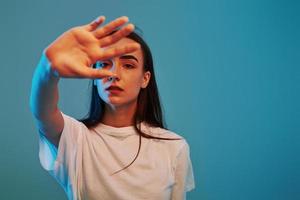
[38,112,83,193]
[171,140,196,200]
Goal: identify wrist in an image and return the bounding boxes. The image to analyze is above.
[40,50,60,81]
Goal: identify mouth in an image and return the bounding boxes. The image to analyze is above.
[106,86,124,91]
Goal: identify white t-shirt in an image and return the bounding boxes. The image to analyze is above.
[38,112,195,200]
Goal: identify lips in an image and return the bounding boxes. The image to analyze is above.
[106,85,124,91]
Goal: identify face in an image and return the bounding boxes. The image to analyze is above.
[94,38,151,108]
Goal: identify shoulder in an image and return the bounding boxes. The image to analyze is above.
[144,122,185,139]
[152,126,184,140]
[61,112,88,130]
[141,122,189,152]
[59,112,90,142]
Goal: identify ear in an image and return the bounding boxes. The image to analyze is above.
[141,71,151,88]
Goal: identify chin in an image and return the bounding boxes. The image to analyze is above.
[107,97,138,108]
[106,98,126,106]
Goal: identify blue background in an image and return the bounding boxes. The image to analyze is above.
[0,0,299,199]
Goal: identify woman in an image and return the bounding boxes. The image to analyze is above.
[30,15,195,200]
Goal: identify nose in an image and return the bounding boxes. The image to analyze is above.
[107,75,119,82]
[107,60,120,82]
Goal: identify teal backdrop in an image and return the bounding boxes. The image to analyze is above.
[0,0,299,199]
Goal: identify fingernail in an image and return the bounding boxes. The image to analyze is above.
[95,16,105,22]
[127,24,135,30]
[121,16,129,22]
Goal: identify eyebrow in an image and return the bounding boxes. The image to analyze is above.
[119,55,139,63]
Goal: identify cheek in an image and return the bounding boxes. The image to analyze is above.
[127,86,141,98]
[125,75,143,91]
[95,80,108,99]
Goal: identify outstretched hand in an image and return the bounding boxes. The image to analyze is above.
[44,16,139,79]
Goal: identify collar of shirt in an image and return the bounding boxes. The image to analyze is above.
[93,122,142,137]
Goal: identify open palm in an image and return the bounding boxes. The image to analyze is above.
[44,16,139,79]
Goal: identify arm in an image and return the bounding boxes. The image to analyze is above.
[30,16,140,148]
[30,53,63,148]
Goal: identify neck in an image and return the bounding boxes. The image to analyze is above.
[101,100,137,127]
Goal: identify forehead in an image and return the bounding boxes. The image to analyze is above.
[107,37,143,63]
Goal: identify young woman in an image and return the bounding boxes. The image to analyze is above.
[30,15,195,200]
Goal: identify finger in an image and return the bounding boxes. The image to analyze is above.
[93,16,129,39]
[97,43,141,61]
[100,24,135,48]
[73,65,117,79]
[84,16,106,31]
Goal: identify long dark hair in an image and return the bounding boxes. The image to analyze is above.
[79,30,182,175]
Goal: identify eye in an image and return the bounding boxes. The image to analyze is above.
[123,63,135,69]
[95,61,109,69]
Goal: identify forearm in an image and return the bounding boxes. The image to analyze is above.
[30,52,60,120]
